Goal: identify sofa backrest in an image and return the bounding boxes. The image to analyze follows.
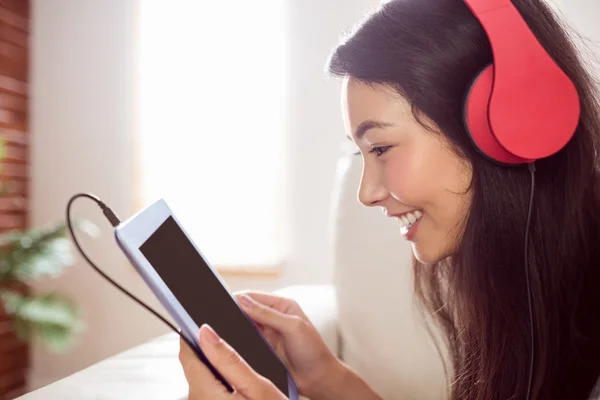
[330,151,448,400]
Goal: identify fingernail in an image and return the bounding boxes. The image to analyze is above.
[201,324,221,345]
[239,294,254,308]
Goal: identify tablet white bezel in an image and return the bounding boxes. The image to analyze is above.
[114,198,204,348]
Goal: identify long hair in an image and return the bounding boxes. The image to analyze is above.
[327,1,600,399]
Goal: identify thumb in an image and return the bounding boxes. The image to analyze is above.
[199,324,273,398]
[238,294,301,335]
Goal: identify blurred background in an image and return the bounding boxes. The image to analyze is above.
[0,0,597,398]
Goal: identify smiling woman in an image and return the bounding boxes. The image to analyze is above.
[327,0,600,399]
[136,0,289,272]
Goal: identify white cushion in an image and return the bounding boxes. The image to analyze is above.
[17,333,188,400]
[330,153,447,400]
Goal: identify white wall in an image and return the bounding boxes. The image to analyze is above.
[285,0,375,285]
[29,0,156,390]
[29,0,376,390]
[547,0,600,80]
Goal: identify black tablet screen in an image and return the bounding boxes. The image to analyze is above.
[139,215,289,394]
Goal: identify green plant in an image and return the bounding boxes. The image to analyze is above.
[0,139,90,352]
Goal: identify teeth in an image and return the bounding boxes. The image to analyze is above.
[395,211,423,230]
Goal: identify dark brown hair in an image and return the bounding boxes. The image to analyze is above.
[327,0,600,399]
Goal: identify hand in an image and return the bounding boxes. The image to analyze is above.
[234,291,344,400]
[179,324,287,399]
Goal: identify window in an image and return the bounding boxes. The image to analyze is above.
[138,1,288,271]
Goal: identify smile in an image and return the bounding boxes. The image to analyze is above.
[393,210,423,230]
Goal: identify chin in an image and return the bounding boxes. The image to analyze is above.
[411,243,446,265]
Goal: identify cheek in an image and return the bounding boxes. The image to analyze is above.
[381,151,429,206]
[381,141,471,263]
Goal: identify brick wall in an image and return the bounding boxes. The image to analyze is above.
[0,283,29,400]
[0,0,29,399]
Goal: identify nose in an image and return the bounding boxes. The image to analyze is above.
[357,163,388,207]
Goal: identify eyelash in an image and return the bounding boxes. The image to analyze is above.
[369,146,392,157]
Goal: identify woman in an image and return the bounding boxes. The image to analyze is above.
[179,0,600,399]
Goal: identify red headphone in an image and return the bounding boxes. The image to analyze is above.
[463,0,580,164]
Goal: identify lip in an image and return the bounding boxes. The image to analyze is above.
[400,217,421,241]
[389,210,423,241]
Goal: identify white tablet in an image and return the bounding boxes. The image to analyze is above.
[114,198,298,399]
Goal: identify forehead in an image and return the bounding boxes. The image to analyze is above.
[341,77,413,133]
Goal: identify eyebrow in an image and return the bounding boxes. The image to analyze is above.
[347,120,395,141]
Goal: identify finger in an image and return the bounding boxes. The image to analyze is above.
[237,293,303,335]
[179,337,203,381]
[235,291,305,317]
[199,324,271,398]
[261,325,280,345]
[178,336,229,397]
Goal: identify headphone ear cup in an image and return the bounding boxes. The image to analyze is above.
[464,64,528,165]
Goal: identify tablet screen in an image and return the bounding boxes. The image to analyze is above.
[138,216,289,394]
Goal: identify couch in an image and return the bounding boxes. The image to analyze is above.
[16,151,447,400]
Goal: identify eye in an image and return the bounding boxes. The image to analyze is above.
[369,146,392,157]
